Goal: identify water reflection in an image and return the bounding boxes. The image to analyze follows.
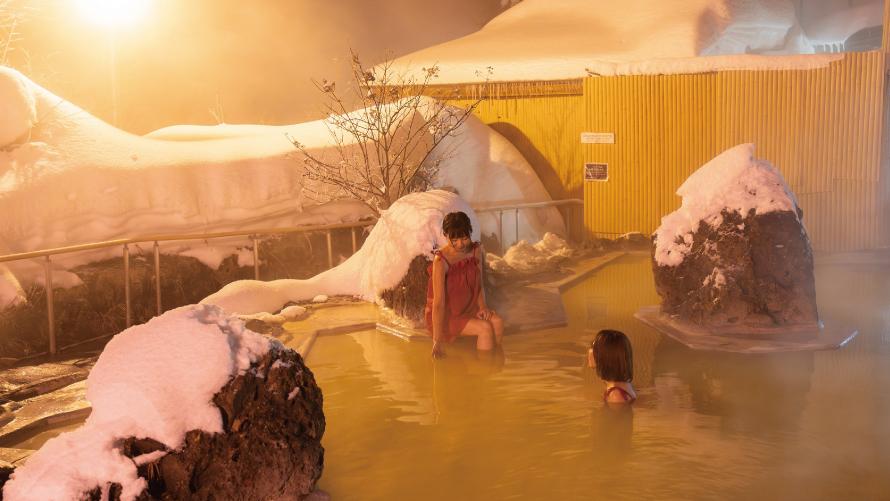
[308,255,890,500]
[652,342,814,437]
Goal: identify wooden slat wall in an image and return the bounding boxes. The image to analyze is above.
[582,52,887,251]
[452,91,586,201]
[583,72,717,237]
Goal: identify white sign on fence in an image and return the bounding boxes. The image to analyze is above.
[580,132,615,144]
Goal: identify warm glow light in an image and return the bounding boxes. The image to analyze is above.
[74,0,151,29]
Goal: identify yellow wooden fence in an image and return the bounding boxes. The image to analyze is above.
[451,51,888,252]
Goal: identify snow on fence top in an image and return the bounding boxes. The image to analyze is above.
[653,143,798,267]
[385,0,844,83]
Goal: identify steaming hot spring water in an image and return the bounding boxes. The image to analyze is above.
[7,253,890,498]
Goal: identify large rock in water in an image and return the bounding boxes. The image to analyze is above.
[651,144,818,328]
[85,346,325,501]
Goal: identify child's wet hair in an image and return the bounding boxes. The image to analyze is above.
[591,329,634,382]
[442,211,472,239]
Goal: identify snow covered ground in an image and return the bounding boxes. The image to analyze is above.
[386,0,845,82]
[0,67,563,308]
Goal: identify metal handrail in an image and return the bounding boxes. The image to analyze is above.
[0,198,583,357]
[1,218,377,356]
[473,198,583,251]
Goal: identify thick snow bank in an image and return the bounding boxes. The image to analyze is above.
[386,0,842,83]
[202,190,476,315]
[653,143,798,267]
[0,68,35,147]
[0,69,560,296]
[2,304,273,501]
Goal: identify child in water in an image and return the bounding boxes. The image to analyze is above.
[587,329,637,404]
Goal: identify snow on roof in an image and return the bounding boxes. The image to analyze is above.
[201,189,475,315]
[386,0,844,83]
[805,2,883,43]
[0,68,562,304]
[2,304,273,501]
[653,143,798,267]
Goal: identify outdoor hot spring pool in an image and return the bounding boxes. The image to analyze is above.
[10,253,890,499]
[308,253,890,500]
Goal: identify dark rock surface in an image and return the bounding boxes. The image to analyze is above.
[652,208,819,328]
[380,255,431,324]
[0,460,13,497]
[82,346,325,501]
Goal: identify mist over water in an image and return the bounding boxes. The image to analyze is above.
[9,0,504,133]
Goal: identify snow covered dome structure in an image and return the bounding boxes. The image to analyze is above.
[386,0,816,83]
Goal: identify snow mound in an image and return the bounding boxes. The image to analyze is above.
[0,72,561,292]
[386,0,837,82]
[653,143,797,267]
[0,67,36,148]
[201,190,475,315]
[490,232,573,273]
[3,304,274,501]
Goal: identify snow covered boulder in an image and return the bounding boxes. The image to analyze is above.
[2,304,324,501]
[375,191,480,325]
[651,144,818,328]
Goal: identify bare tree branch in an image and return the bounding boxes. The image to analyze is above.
[288,50,485,215]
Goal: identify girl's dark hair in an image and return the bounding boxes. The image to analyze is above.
[442,211,472,239]
[591,329,633,382]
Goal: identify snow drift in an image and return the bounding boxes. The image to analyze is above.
[0,67,562,307]
[201,190,476,315]
[386,0,842,82]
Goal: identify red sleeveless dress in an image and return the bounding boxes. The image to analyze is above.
[424,244,481,342]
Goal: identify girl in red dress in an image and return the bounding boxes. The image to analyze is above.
[425,212,504,358]
[587,329,637,404]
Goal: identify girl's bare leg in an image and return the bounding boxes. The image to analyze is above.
[489,312,504,345]
[459,318,495,351]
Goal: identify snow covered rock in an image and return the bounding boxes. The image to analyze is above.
[2,304,324,501]
[202,190,478,315]
[651,144,818,327]
[379,255,431,326]
[92,346,324,501]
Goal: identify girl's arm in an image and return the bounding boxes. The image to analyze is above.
[431,255,447,358]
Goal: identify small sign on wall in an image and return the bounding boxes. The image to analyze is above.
[584,162,608,181]
[580,132,615,144]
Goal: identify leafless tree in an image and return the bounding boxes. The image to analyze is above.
[287,50,486,216]
[0,1,22,66]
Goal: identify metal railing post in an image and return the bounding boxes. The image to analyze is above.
[351,227,357,255]
[153,241,161,315]
[326,230,333,268]
[123,244,131,327]
[251,236,260,281]
[498,211,504,251]
[514,208,520,247]
[44,256,56,355]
